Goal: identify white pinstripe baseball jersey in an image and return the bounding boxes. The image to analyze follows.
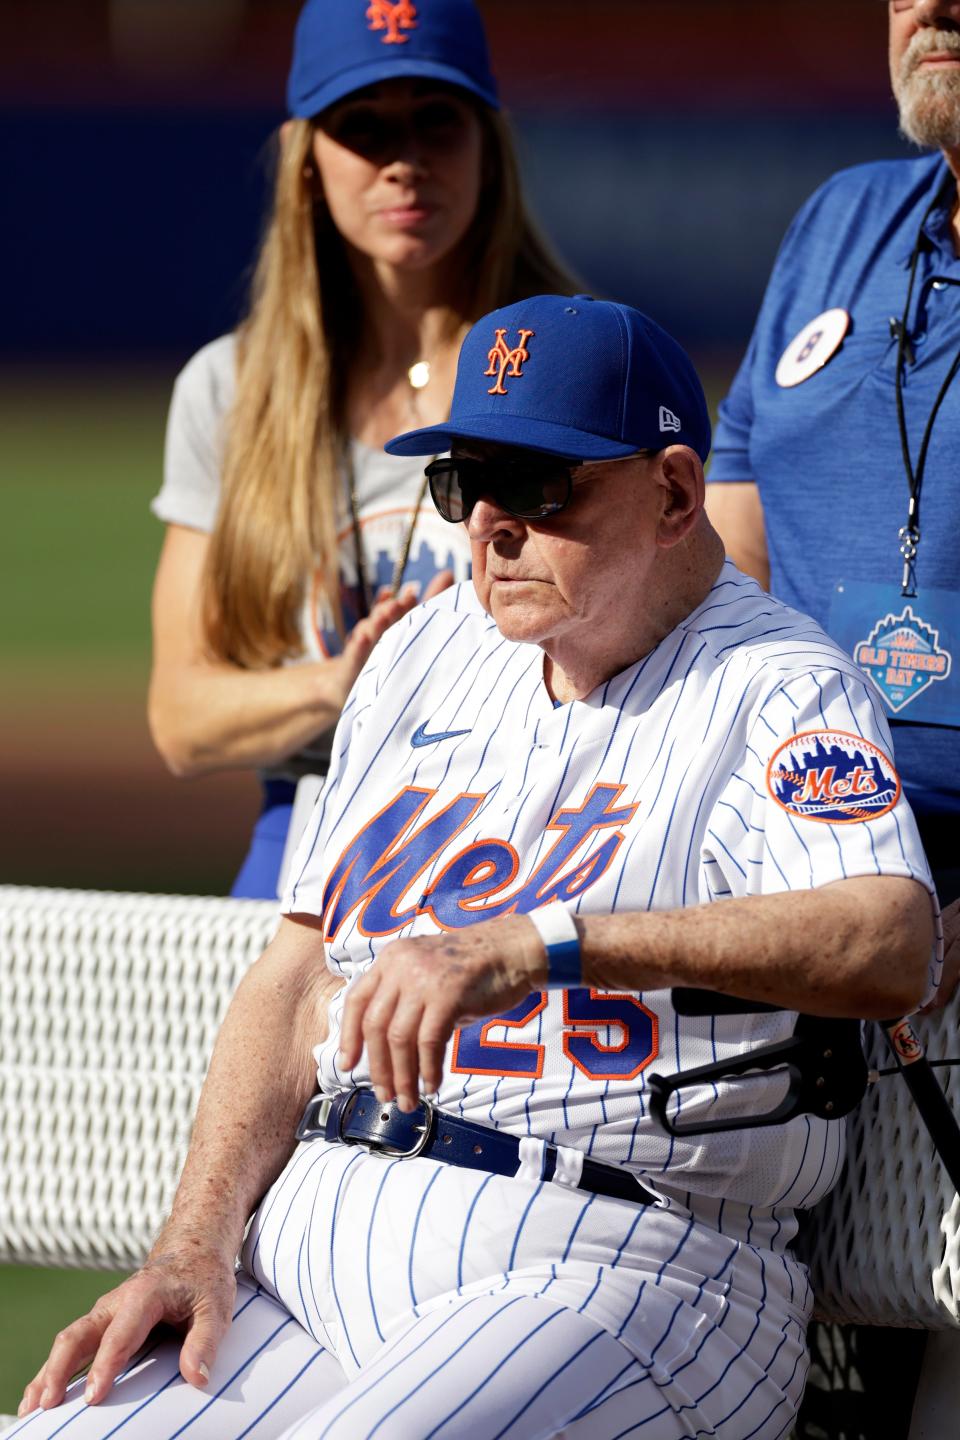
[7,1208,812,1440]
[15,566,920,1440]
[284,562,938,1227]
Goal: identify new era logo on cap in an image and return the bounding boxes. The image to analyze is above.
[659,406,681,434]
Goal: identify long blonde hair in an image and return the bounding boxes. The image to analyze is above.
[205,107,578,669]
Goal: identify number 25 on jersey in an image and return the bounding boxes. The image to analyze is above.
[451,988,658,1081]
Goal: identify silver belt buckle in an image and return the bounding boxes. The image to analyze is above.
[295,1093,332,1142]
[310,1096,332,1129]
[346,1095,437,1160]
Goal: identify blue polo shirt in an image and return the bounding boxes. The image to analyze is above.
[712,153,960,820]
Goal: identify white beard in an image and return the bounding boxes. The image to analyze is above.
[895,35,960,151]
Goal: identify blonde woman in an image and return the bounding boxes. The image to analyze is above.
[148,0,576,898]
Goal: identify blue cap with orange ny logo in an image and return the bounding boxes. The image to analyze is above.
[287,0,500,118]
[386,295,713,463]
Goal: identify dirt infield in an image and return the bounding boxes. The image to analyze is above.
[2,679,260,897]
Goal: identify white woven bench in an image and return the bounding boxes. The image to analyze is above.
[0,886,279,1272]
[2,884,959,1435]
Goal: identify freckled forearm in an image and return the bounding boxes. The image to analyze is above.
[575,877,932,1019]
[163,924,344,1252]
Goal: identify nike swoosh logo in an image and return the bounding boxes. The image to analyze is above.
[411,723,471,748]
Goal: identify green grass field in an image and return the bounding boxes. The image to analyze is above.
[0,358,737,1418]
[0,371,167,687]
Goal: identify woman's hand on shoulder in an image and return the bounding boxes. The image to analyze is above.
[420,569,455,602]
[150,523,456,771]
[330,572,454,704]
[18,1234,237,1416]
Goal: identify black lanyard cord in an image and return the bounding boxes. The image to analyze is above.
[894,171,960,596]
[344,447,436,620]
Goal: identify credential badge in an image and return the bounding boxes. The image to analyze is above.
[853,605,952,714]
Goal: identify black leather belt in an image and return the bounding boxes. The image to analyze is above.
[296,1087,657,1208]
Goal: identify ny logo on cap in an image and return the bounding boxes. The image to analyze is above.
[485,328,535,396]
[366,0,418,45]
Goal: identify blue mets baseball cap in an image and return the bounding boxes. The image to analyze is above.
[385,294,712,463]
[287,0,500,118]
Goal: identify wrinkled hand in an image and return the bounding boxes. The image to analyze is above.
[332,572,454,708]
[922,897,960,1013]
[338,915,547,1111]
[18,1238,237,1416]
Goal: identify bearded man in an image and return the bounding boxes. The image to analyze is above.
[706,2,960,1434]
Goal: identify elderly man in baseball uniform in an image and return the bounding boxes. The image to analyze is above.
[15,297,939,1440]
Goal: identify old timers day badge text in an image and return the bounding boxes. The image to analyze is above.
[829,581,960,726]
[766,730,900,825]
[854,605,952,712]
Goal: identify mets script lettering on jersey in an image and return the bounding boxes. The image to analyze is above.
[322,782,638,939]
[485,327,535,396]
[366,0,417,44]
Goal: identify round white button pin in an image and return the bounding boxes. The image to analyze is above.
[775,308,851,389]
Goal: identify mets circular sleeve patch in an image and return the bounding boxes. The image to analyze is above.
[765,729,901,824]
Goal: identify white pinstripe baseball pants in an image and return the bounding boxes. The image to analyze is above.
[6,1141,811,1440]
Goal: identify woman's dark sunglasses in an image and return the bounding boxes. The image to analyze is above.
[425,455,583,524]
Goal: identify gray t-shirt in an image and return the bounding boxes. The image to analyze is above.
[153,334,471,782]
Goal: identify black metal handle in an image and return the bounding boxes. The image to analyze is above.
[651,992,960,1204]
[648,1000,867,1138]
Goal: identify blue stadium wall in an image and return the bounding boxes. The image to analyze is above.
[1,0,915,359]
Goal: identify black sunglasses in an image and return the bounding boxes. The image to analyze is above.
[425,454,583,523]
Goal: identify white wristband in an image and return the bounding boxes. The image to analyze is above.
[527,905,582,989]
